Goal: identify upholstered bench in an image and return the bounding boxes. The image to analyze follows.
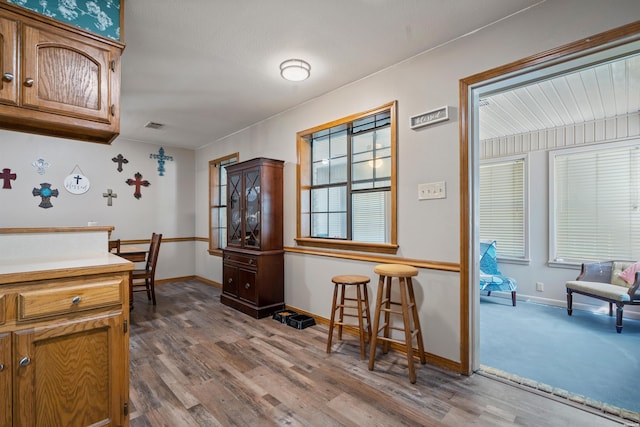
[566,261,640,333]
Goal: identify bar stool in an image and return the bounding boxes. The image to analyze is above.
[326,275,372,360]
[368,264,426,383]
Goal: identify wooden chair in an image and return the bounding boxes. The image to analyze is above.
[108,239,121,254]
[131,233,162,305]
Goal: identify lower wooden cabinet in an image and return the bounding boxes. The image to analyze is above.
[221,249,284,318]
[0,271,130,427]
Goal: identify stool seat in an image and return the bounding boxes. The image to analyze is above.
[369,263,425,383]
[373,264,418,277]
[327,275,372,360]
[332,275,371,285]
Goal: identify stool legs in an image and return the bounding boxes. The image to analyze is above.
[369,274,426,383]
[327,282,371,360]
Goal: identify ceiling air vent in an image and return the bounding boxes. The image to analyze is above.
[144,121,165,130]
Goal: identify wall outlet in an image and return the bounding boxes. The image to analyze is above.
[536,282,544,292]
[418,181,446,200]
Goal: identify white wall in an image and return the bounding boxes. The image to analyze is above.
[0,130,196,281]
[195,0,640,364]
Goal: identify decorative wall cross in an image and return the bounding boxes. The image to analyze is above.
[150,147,173,176]
[32,158,50,175]
[112,153,129,172]
[32,183,59,208]
[103,189,117,206]
[126,172,150,199]
[0,168,16,189]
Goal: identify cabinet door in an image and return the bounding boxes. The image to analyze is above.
[21,23,113,123]
[244,168,261,249]
[238,268,257,304]
[228,171,243,247]
[223,264,239,297]
[0,332,11,427]
[0,15,18,105]
[13,311,127,427]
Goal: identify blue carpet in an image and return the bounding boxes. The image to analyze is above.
[480,296,640,413]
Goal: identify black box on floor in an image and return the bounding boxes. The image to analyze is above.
[287,314,316,329]
[272,309,298,324]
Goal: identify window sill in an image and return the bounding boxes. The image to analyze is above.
[295,237,398,254]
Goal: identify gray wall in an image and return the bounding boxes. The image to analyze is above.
[0,130,196,281]
[194,0,640,363]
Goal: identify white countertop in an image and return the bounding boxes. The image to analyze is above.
[0,253,133,284]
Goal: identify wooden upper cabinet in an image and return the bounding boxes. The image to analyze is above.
[0,2,124,144]
[21,23,112,123]
[0,15,18,106]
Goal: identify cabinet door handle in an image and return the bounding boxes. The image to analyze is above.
[72,296,81,305]
[0,363,4,372]
[244,283,251,289]
[228,278,233,284]
[19,356,31,367]
[110,104,115,116]
[2,73,13,82]
[24,78,34,87]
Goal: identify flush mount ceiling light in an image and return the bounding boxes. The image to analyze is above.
[280,59,311,82]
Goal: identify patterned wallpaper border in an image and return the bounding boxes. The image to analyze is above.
[6,0,120,41]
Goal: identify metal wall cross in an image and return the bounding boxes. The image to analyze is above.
[103,189,117,206]
[32,183,59,208]
[150,147,174,176]
[112,154,129,172]
[126,172,150,199]
[0,168,16,189]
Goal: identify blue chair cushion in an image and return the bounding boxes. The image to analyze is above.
[479,240,517,292]
[480,240,500,275]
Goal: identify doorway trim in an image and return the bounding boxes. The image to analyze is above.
[458,20,640,375]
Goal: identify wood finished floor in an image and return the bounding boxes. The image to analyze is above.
[128,280,628,426]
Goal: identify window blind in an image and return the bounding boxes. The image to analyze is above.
[479,159,525,258]
[553,144,640,262]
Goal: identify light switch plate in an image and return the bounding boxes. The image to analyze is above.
[418,181,446,200]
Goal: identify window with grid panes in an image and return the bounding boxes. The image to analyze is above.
[296,101,398,253]
[209,154,238,254]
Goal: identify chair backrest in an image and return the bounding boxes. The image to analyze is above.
[108,239,121,253]
[145,233,162,276]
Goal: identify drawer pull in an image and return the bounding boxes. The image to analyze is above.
[0,363,4,372]
[2,72,13,82]
[19,357,30,367]
[72,296,82,305]
[245,283,251,289]
[24,78,34,87]
[248,259,255,265]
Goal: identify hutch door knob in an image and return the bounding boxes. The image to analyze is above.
[24,78,34,87]
[19,357,31,367]
[244,283,251,289]
[228,278,233,284]
[2,72,13,82]
[0,363,4,372]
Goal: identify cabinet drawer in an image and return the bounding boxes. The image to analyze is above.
[224,252,257,268]
[18,278,123,322]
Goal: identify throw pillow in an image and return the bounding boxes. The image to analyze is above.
[619,261,640,285]
[480,240,501,275]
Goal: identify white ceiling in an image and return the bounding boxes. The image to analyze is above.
[118,0,543,150]
[479,53,640,140]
